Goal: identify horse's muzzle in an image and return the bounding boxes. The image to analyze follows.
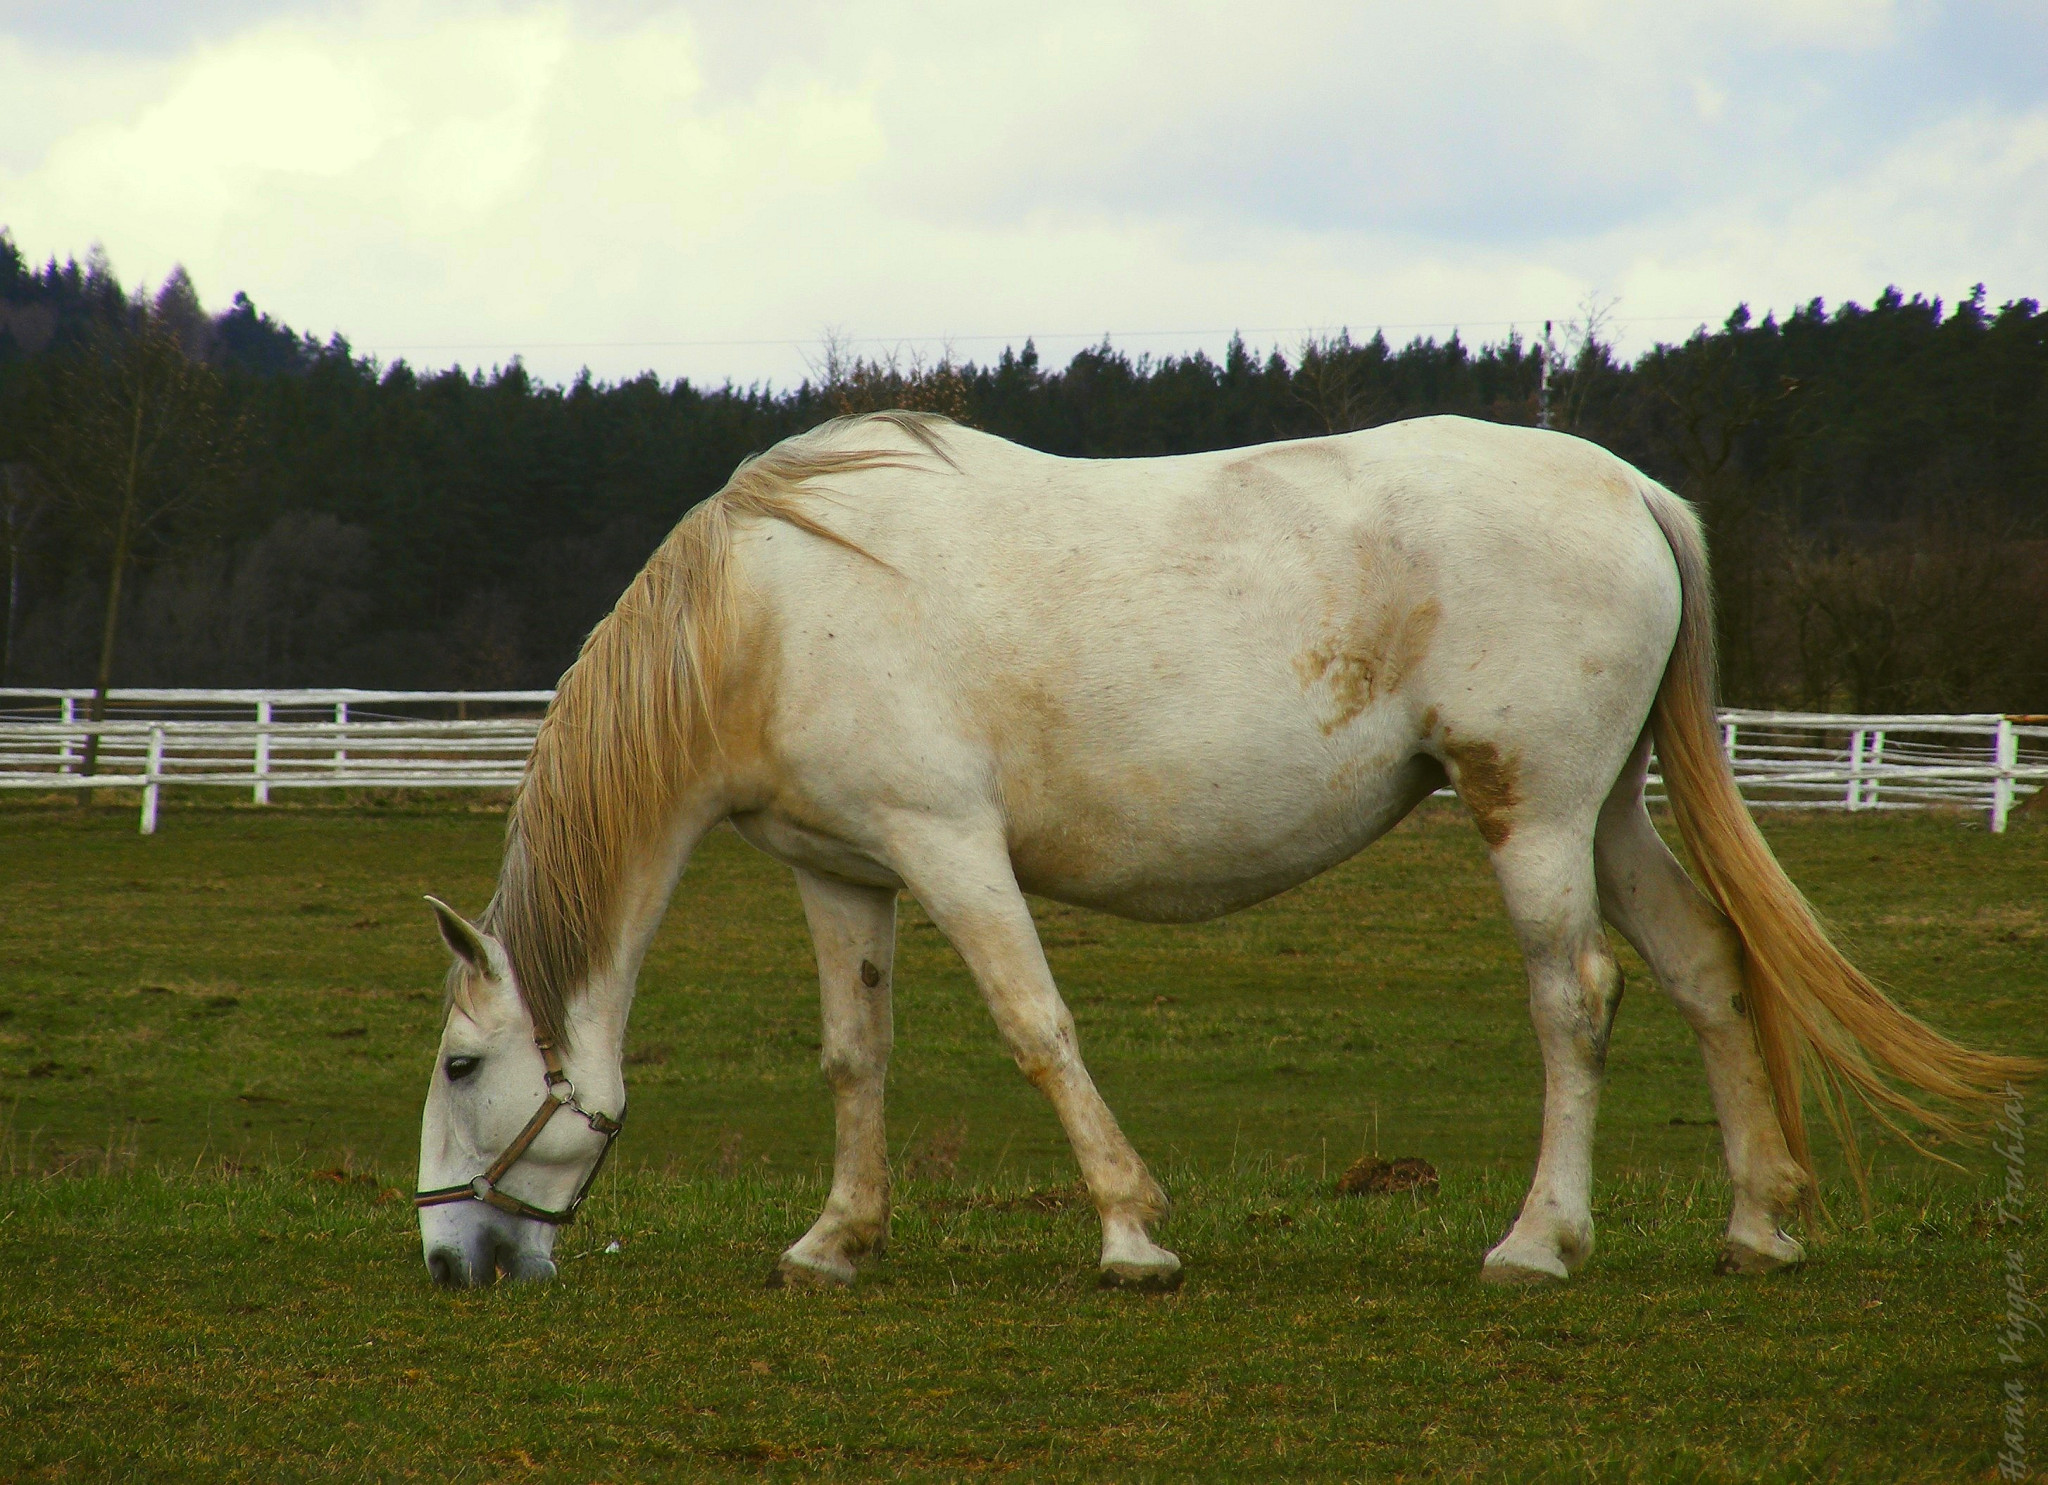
[425,1243,558,1288]
[421,1205,559,1288]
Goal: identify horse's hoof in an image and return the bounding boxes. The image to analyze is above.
[1098,1261,1184,1293]
[767,1252,855,1289]
[1482,1224,1584,1284]
[1479,1257,1569,1285]
[1480,1237,1573,1284]
[1716,1232,1804,1276]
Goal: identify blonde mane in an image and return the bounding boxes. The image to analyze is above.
[481,412,953,1044]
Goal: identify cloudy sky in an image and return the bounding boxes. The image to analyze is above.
[2,0,2042,386]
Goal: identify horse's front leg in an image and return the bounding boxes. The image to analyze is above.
[773,869,897,1288]
[894,827,1181,1290]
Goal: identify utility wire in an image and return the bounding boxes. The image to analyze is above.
[359,315,1717,355]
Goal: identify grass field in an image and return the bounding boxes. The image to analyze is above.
[2,796,2043,1480]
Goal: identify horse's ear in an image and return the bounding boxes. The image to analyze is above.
[425,896,505,980]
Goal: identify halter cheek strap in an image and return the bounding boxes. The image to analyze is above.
[415,1038,624,1226]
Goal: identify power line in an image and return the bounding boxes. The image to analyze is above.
[357,315,1718,355]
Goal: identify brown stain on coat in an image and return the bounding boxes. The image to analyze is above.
[1443,736,1520,847]
[1294,598,1441,734]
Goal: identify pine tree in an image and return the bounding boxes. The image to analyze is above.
[30,301,240,771]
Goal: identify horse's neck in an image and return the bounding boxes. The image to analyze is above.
[563,790,729,1048]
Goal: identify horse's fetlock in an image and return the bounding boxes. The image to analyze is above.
[1559,1219,1596,1266]
[1761,1160,1811,1217]
[839,1217,887,1260]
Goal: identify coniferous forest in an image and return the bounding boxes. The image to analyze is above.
[1,234,2043,710]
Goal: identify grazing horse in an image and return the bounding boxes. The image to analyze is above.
[414,412,2028,1290]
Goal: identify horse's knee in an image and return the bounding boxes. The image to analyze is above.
[991,1002,1079,1087]
[1527,932,1623,1063]
[1013,1040,1073,1088]
[1575,940,1624,1061]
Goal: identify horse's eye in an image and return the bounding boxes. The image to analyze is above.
[444,1056,482,1082]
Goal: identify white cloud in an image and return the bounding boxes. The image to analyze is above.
[0,2,891,372]
[1723,0,1902,50]
[0,34,174,174]
[0,0,2039,385]
[1606,105,2048,328]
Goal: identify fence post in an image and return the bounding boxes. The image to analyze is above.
[140,726,164,835]
[60,694,76,772]
[254,698,272,804]
[1846,728,1866,811]
[334,700,348,776]
[1992,717,2018,834]
[1722,718,1737,764]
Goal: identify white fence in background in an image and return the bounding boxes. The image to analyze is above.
[1701,710,2046,833]
[0,689,549,834]
[1,688,2043,836]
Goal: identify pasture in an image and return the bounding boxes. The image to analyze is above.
[2,796,2043,1480]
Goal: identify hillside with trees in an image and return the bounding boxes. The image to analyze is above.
[2,233,2043,710]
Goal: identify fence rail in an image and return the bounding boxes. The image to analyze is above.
[2,689,2043,835]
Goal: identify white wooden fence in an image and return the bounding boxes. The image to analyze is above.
[1710,709,2046,830]
[1,688,2043,836]
[0,689,548,833]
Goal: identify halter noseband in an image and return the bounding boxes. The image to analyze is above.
[414,1038,624,1226]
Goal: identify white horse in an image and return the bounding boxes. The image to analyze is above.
[414,411,2025,1290]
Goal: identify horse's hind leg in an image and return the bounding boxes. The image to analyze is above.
[774,869,898,1288]
[1593,740,1807,1273]
[892,827,1180,1290]
[1480,819,1624,1283]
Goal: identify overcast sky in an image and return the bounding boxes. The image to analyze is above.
[2,0,2043,387]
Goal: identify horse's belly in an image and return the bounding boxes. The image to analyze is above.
[1007,749,1444,923]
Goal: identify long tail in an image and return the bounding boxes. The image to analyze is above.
[1638,482,2039,1203]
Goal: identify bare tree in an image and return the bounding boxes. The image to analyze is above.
[1550,291,1620,434]
[1291,332,1381,435]
[810,330,974,423]
[31,300,239,772]
[0,462,51,684]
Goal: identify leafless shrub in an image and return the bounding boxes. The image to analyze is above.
[813,332,973,423]
[1784,506,2048,712]
[1291,333,1382,435]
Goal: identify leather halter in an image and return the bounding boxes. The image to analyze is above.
[414,1038,624,1226]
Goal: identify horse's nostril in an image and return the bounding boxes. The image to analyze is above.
[426,1247,472,1289]
[504,1252,559,1284]
[488,1232,557,1285]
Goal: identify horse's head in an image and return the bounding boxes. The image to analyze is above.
[415,896,623,1288]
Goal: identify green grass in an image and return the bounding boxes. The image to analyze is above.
[2,797,2043,1480]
